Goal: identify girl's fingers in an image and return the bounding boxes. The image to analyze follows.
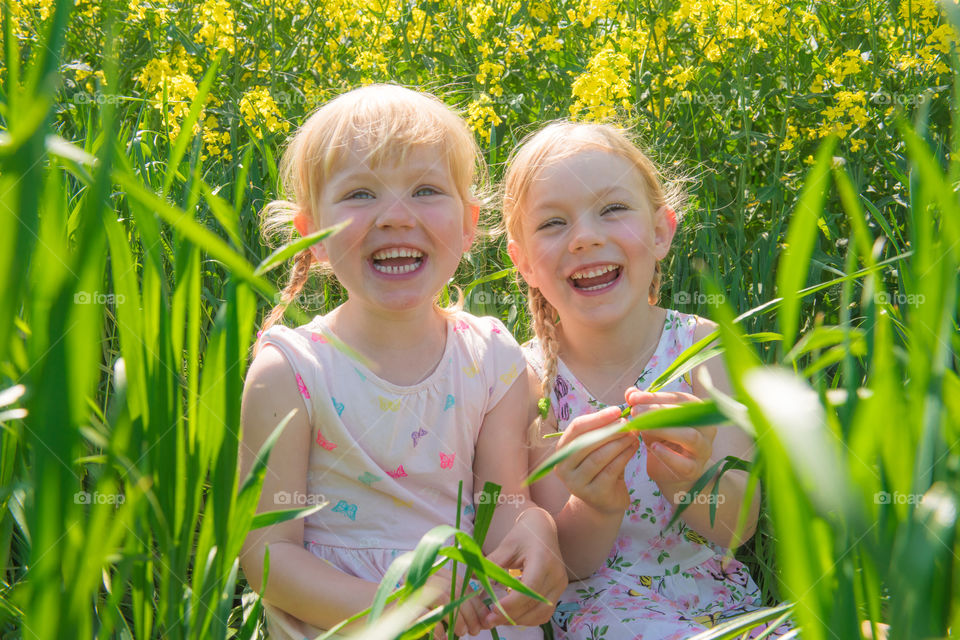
[626,389,700,408]
[557,406,623,447]
[595,439,639,483]
[457,594,487,636]
[641,427,714,458]
[648,441,698,478]
[559,434,636,485]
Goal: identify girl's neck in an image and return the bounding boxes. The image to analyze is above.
[326,300,448,386]
[557,304,667,402]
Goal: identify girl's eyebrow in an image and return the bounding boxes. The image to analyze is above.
[530,185,634,211]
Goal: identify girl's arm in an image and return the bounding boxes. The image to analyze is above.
[630,318,760,548]
[238,347,384,631]
[529,406,637,579]
[471,366,568,628]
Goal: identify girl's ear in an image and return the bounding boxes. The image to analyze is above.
[294,210,329,262]
[652,205,677,261]
[507,239,539,289]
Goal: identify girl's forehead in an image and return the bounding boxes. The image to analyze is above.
[324,141,456,178]
[529,150,642,196]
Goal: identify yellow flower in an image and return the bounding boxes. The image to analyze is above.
[239,87,290,140]
[466,93,502,143]
[194,0,239,55]
[570,43,633,121]
[468,3,495,39]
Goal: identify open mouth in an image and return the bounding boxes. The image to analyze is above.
[569,264,621,292]
[371,247,424,275]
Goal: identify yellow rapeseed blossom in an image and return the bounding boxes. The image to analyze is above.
[570,43,632,121]
[406,7,434,42]
[239,87,290,139]
[537,29,564,52]
[816,90,869,139]
[201,114,233,162]
[194,0,239,55]
[466,93,502,143]
[468,3,496,39]
[781,122,799,152]
[528,0,552,22]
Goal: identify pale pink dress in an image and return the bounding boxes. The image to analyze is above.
[258,311,541,640]
[525,309,792,639]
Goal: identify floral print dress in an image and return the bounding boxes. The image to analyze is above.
[525,309,791,640]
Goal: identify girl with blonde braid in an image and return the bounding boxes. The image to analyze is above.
[503,121,790,639]
[238,85,567,640]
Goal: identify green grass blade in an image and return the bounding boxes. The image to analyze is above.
[249,504,327,530]
[253,220,350,276]
[527,401,725,485]
[113,168,276,299]
[776,136,835,351]
[161,51,222,196]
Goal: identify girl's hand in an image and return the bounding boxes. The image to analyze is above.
[422,568,489,637]
[555,406,639,514]
[625,387,717,497]
[480,507,568,629]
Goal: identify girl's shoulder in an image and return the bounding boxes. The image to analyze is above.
[519,336,546,375]
[255,314,333,369]
[662,307,720,342]
[449,310,521,351]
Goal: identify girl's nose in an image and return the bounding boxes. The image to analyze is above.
[568,216,604,252]
[376,195,416,229]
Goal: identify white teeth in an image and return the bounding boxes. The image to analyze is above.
[372,247,424,260]
[373,262,421,275]
[580,282,613,291]
[570,264,618,279]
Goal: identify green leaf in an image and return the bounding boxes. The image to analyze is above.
[776,136,836,351]
[113,168,276,300]
[249,504,326,530]
[527,401,725,485]
[161,51,222,196]
[472,482,501,549]
[664,456,749,532]
[253,219,351,276]
[685,602,794,640]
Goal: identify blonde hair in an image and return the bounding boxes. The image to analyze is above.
[501,120,683,435]
[255,84,486,354]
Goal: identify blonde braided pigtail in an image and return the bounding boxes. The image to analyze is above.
[253,249,314,357]
[649,261,661,305]
[528,286,561,443]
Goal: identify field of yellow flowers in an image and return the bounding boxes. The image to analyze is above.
[1,0,959,638]
[17,0,950,316]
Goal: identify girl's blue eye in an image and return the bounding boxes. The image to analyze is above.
[601,203,628,214]
[414,186,440,197]
[346,190,374,200]
[536,218,564,231]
